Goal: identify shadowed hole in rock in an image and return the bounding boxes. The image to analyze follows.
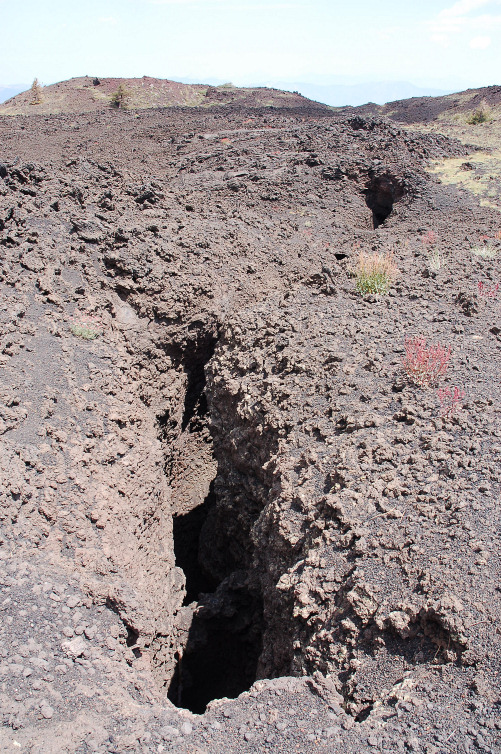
[167,581,264,714]
[160,327,267,714]
[105,598,140,648]
[172,481,217,606]
[364,174,405,229]
[168,459,266,713]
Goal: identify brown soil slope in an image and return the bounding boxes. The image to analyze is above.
[0,76,328,115]
[0,104,500,753]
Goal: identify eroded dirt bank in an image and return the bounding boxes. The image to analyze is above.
[0,106,500,753]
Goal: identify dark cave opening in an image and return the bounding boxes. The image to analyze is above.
[182,357,209,431]
[173,481,218,606]
[181,324,218,431]
[169,463,265,713]
[167,585,264,714]
[364,174,405,229]
[164,330,266,715]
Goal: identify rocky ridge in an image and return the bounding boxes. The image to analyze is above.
[0,77,328,116]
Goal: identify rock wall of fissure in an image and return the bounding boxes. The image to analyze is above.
[147,323,274,712]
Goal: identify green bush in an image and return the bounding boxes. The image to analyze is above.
[466,108,490,125]
[110,84,131,109]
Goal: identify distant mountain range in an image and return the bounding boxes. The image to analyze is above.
[0,85,27,104]
[175,78,453,107]
[0,76,330,116]
[268,81,452,107]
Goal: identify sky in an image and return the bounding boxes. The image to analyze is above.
[1,0,500,94]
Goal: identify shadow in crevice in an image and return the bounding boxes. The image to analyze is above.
[181,328,218,431]
[364,173,405,229]
[182,362,209,431]
[105,597,140,648]
[167,582,264,714]
[173,481,218,606]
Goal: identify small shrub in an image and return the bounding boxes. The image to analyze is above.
[472,240,498,259]
[403,336,451,387]
[428,248,445,271]
[477,281,500,298]
[438,386,465,417]
[354,251,398,295]
[69,314,102,340]
[466,107,490,125]
[30,78,43,105]
[421,231,446,270]
[110,84,131,109]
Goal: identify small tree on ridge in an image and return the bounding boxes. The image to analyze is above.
[110,84,131,109]
[30,78,43,105]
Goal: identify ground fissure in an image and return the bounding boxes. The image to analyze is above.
[154,329,270,714]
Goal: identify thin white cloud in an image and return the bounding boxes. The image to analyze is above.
[469,34,492,46]
[146,0,301,5]
[429,0,501,41]
[99,16,118,24]
[431,33,451,47]
[443,0,493,15]
[147,0,227,4]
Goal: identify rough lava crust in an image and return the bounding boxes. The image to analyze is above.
[0,103,500,753]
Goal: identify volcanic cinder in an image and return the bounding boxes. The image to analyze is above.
[0,89,500,754]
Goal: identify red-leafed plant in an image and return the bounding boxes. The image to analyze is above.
[438,386,465,417]
[403,336,451,387]
[477,281,500,298]
[421,230,437,247]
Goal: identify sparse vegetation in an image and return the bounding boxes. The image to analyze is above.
[421,230,446,270]
[466,107,491,125]
[438,386,465,417]
[403,336,451,387]
[478,280,500,298]
[428,248,445,271]
[110,84,131,109]
[30,78,43,105]
[69,314,102,340]
[354,251,398,295]
[472,241,498,259]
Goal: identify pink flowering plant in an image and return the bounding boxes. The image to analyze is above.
[437,386,465,418]
[403,336,451,387]
[69,312,103,340]
[477,281,500,298]
[421,230,437,247]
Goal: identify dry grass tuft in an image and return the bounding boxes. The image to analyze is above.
[354,251,398,295]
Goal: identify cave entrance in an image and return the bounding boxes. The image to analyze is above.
[169,476,264,714]
[364,174,404,229]
[167,585,263,714]
[172,482,217,606]
[162,327,266,715]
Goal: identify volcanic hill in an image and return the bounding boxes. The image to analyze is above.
[0,79,500,754]
[0,76,328,115]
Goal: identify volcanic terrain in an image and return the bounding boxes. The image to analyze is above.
[0,82,500,754]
